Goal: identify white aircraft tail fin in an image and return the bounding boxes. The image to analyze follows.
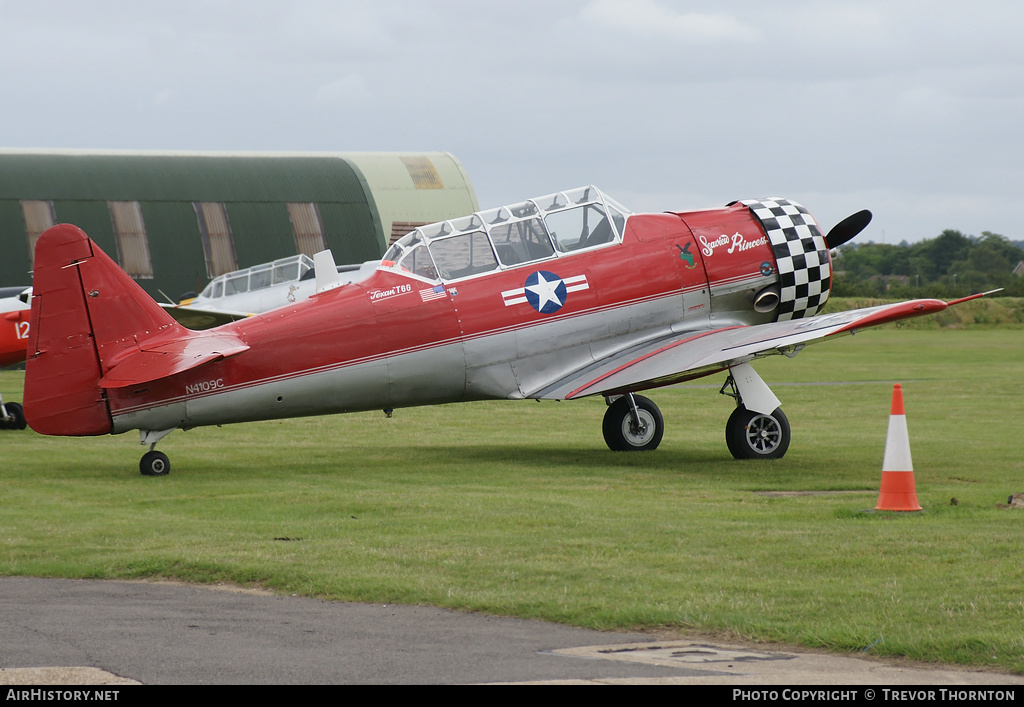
[314,249,343,293]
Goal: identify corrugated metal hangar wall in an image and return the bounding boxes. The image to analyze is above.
[0,150,479,299]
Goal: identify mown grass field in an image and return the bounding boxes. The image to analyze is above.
[1,327,1022,671]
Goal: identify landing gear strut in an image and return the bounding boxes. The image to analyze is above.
[602,393,664,452]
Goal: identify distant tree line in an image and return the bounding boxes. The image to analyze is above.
[831,230,1024,298]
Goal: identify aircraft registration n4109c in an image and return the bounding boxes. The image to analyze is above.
[22,186,994,475]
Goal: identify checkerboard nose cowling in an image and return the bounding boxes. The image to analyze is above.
[740,198,832,321]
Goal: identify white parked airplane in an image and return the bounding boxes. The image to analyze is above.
[162,254,378,329]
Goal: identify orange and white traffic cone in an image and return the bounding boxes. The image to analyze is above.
[875,383,922,511]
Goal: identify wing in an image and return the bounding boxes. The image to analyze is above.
[531,298,954,401]
[160,303,252,330]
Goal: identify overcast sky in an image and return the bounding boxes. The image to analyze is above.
[2,0,1022,243]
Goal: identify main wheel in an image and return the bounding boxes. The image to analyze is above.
[726,406,790,459]
[1,402,26,430]
[602,395,664,452]
[140,450,171,476]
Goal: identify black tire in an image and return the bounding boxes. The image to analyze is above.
[726,406,790,460]
[140,450,171,476]
[602,395,664,452]
[2,402,26,430]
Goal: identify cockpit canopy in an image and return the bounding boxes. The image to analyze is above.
[382,186,630,283]
[197,254,314,300]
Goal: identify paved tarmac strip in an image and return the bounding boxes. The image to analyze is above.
[1,578,1020,685]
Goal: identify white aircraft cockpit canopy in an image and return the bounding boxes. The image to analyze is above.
[382,186,631,283]
[196,254,315,301]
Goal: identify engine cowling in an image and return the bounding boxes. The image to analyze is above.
[738,198,832,321]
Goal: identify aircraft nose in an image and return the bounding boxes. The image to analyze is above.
[740,198,833,321]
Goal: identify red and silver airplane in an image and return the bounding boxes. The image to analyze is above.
[1,286,31,429]
[23,186,990,475]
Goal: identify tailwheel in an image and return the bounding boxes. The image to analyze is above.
[726,405,790,460]
[140,450,171,476]
[1,402,26,430]
[603,394,664,452]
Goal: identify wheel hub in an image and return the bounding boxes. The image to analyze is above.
[623,410,656,446]
[746,415,781,452]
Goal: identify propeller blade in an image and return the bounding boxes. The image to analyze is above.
[825,209,872,249]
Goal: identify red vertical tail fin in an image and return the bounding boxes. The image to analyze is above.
[24,224,186,436]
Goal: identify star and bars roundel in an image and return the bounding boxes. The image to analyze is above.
[501,270,589,314]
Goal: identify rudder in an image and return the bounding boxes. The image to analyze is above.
[24,224,184,436]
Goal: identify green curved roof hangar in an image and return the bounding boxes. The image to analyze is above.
[0,149,478,299]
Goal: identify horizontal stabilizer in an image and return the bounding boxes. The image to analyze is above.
[99,334,249,388]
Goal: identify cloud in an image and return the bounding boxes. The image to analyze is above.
[580,0,760,42]
[312,75,369,107]
[2,1,1023,240]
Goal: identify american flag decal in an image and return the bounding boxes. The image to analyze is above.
[419,285,447,302]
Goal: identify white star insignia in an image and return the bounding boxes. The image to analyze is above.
[525,272,564,311]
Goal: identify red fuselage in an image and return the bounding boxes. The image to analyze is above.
[106,206,794,433]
